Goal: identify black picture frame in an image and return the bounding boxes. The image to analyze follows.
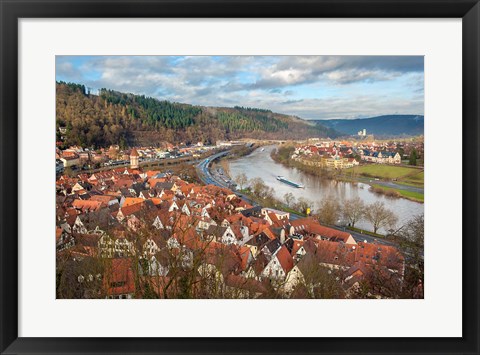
[1,1,479,354]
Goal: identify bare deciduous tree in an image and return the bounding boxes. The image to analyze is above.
[250,177,265,196]
[235,172,248,191]
[283,192,295,207]
[317,196,341,225]
[397,214,424,298]
[295,197,313,215]
[342,196,365,228]
[292,253,345,299]
[364,201,398,234]
[249,177,274,200]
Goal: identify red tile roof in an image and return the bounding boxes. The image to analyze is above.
[238,246,251,271]
[291,217,353,243]
[275,245,294,274]
[123,197,144,207]
[224,274,266,294]
[291,240,305,256]
[104,258,135,297]
[72,199,102,212]
[55,227,62,242]
[119,202,144,217]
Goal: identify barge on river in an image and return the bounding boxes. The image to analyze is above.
[276,176,304,188]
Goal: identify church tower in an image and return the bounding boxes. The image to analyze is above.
[130,148,139,169]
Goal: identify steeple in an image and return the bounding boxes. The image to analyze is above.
[130,148,139,169]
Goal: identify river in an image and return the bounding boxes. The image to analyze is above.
[229,145,424,234]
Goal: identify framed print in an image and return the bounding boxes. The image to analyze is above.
[1,0,479,354]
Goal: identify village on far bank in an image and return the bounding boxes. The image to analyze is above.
[56,134,424,299]
[272,134,424,202]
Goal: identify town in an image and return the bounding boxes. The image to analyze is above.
[56,141,219,176]
[291,137,424,169]
[56,147,418,299]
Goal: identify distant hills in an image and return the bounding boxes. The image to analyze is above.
[56,82,337,148]
[312,115,424,137]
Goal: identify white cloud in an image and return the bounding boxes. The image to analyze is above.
[56,55,424,119]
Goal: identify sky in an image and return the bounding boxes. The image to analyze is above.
[56,55,424,120]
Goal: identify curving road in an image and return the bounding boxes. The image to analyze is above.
[196,151,231,187]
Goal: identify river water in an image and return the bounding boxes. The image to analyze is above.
[229,146,424,233]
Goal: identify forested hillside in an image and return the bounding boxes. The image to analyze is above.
[56,82,337,148]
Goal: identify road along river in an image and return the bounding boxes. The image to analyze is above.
[229,146,424,234]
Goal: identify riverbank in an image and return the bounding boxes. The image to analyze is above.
[370,184,424,203]
[270,145,340,180]
[236,188,308,217]
[210,145,259,182]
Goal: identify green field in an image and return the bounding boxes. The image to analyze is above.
[398,171,424,187]
[371,184,424,203]
[347,164,424,187]
[348,164,419,178]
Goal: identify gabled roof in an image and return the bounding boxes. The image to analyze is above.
[291,217,353,243]
[229,223,244,241]
[291,239,305,256]
[313,239,354,266]
[263,238,281,255]
[117,179,135,190]
[245,232,271,248]
[132,181,145,191]
[155,182,175,191]
[120,200,144,215]
[268,213,290,228]
[261,228,277,240]
[123,197,144,207]
[201,242,242,275]
[275,245,294,274]
[237,246,251,271]
[205,225,228,238]
[240,206,262,218]
[148,230,171,250]
[90,195,118,205]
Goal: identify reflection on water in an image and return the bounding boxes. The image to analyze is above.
[229,146,424,233]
